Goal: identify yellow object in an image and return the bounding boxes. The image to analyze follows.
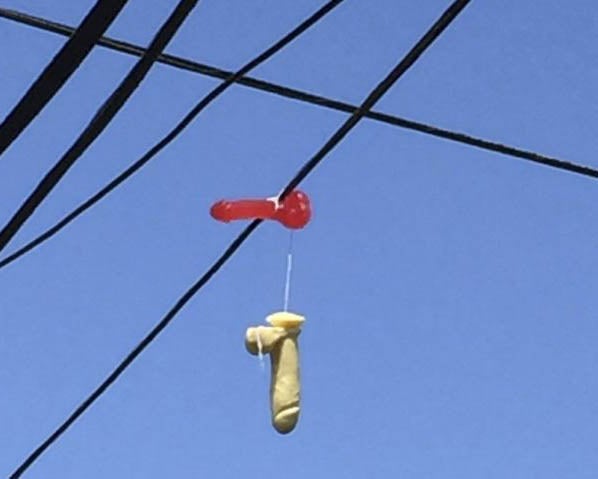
[266,311,305,329]
[245,311,305,434]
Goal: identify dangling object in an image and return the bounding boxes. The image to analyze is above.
[210,190,311,229]
[245,311,305,434]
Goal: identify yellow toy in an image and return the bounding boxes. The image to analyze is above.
[245,311,305,434]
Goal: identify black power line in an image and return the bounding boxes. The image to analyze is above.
[0,0,129,156]
[1,6,597,180]
[281,0,472,196]
[0,0,200,253]
[0,0,345,271]
[8,1,469,477]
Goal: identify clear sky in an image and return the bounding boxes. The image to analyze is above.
[1,1,597,477]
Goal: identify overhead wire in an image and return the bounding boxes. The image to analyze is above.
[1,6,597,180]
[8,1,345,474]
[0,0,129,156]
[0,0,345,270]
[0,0,201,253]
[8,1,470,477]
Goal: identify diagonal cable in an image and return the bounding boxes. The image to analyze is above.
[0,0,200,253]
[0,0,129,156]
[1,6,596,180]
[0,0,345,271]
[8,1,470,477]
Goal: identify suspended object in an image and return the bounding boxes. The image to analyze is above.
[210,190,311,229]
[245,311,305,434]
[210,189,310,433]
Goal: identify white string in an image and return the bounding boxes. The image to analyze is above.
[283,231,294,311]
[256,326,265,371]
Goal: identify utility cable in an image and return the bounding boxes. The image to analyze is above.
[0,0,345,270]
[8,1,469,477]
[1,6,596,180]
[0,0,200,253]
[0,0,129,156]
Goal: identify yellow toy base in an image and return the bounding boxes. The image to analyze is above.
[266,311,305,329]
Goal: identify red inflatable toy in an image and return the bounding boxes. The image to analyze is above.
[210,190,311,229]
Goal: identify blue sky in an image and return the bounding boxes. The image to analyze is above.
[1,1,597,477]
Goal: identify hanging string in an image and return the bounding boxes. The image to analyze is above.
[255,326,265,371]
[283,231,294,311]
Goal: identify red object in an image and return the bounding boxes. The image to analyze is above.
[210,190,311,229]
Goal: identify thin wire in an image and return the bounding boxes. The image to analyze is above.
[8,221,260,479]
[281,0,471,197]
[9,2,469,476]
[0,0,345,271]
[8,0,342,473]
[0,0,129,157]
[255,325,266,371]
[283,231,294,311]
[0,0,200,254]
[2,7,596,180]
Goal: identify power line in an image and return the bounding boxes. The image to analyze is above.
[0,0,200,253]
[8,1,469,476]
[281,0,472,197]
[0,0,129,157]
[1,7,597,180]
[0,0,345,271]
